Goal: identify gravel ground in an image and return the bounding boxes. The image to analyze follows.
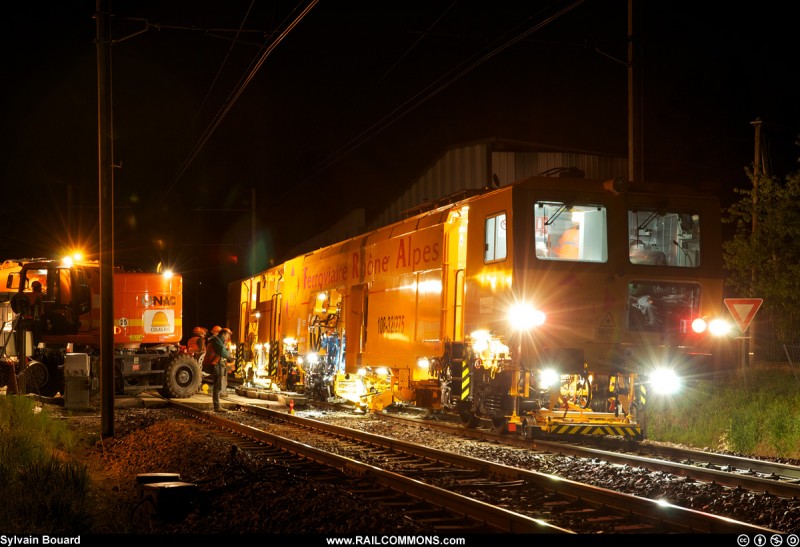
[51,399,800,535]
[56,404,436,535]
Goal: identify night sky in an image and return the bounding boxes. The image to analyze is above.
[1,1,798,333]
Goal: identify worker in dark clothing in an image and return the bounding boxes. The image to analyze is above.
[19,280,45,346]
[202,327,233,412]
[207,325,232,396]
[27,281,44,312]
[6,280,45,395]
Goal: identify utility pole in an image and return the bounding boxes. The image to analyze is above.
[627,0,643,186]
[749,118,763,370]
[96,0,115,437]
[251,187,257,276]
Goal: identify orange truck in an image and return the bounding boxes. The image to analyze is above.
[0,257,201,398]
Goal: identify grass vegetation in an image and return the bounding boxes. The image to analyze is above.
[0,395,91,534]
[645,363,800,458]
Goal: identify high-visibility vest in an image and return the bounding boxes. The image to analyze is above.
[555,227,580,258]
[202,337,221,366]
[187,335,205,354]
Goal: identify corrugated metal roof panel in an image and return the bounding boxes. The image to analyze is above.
[369,141,624,229]
[289,139,627,256]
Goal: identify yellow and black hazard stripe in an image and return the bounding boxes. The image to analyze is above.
[461,358,470,399]
[548,423,642,438]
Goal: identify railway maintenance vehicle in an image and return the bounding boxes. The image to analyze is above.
[227,174,732,439]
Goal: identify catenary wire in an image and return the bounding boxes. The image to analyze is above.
[283,0,586,199]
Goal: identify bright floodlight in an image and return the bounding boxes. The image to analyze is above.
[508,303,545,330]
[709,319,732,336]
[538,368,559,389]
[650,367,681,395]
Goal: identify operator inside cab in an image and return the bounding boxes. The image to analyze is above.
[10,279,45,345]
[629,240,667,266]
[11,280,44,317]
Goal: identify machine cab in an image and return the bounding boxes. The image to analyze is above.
[13,262,92,336]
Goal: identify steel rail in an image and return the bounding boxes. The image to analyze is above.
[375,410,800,498]
[228,403,779,534]
[173,402,569,534]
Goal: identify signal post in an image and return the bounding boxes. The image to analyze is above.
[724,298,763,388]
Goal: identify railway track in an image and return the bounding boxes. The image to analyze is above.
[171,402,778,534]
[367,409,800,499]
[172,403,561,534]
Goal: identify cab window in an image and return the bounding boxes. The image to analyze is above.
[484,213,507,262]
[534,202,608,262]
[629,210,699,267]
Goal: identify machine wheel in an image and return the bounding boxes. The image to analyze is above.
[19,359,61,397]
[10,292,27,314]
[159,354,202,398]
[458,407,480,428]
[521,418,539,440]
[20,360,48,392]
[590,377,609,412]
[577,377,592,409]
[630,401,646,440]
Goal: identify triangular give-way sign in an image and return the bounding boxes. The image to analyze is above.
[724,298,763,333]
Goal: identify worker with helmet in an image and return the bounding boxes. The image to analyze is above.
[202,327,234,412]
[207,325,233,395]
[204,327,222,358]
[186,326,207,361]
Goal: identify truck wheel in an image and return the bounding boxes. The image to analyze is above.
[159,354,201,398]
[20,360,48,392]
[21,359,62,397]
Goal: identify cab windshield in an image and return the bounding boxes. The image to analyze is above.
[629,210,700,267]
[534,202,608,262]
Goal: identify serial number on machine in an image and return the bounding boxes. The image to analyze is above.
[377,315,405,334]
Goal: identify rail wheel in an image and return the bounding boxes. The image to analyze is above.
[458,406,480,428]
[159,354,202,398]
[491,416,507,432]
[590,377,609,412]
[576,377,592,409]
[521,418,539,440]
